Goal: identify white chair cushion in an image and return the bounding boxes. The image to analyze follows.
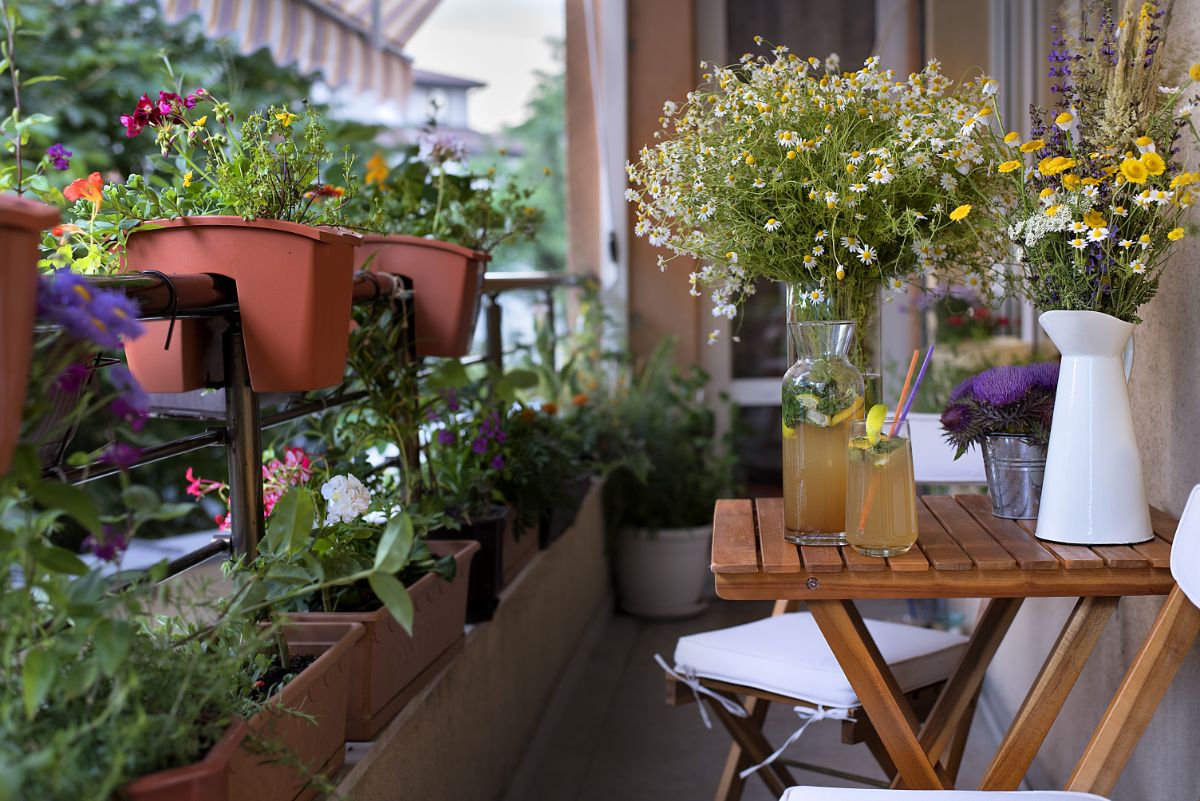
[673,612,968,709]
[780,790,1108,800]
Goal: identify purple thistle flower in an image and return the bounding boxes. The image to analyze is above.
[82,524,129,563]
[46,143,72,171]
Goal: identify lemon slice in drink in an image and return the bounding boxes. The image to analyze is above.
[865,403,888,446]
[782,420,797,439]
[830,395,864,427]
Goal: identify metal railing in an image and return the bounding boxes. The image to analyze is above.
[46,268,587,582]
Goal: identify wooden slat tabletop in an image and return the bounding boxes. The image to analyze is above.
[712,495,1176,601]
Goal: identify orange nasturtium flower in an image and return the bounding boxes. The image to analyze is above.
[572,393,590,407]
[365,152,389,187]
[64,172,104,206]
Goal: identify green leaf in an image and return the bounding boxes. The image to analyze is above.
[121,484,160,513]
[93,619,132,676]
[428,359,469,390]
[29,481,101,535]
[368,572,414,634]
[263,489,314,555]
[29,542,87,576]
[373,513,413,574]
[0,762,23,801]
[22,649,57,719]
[20,75,63,86]
[504,368,539,389]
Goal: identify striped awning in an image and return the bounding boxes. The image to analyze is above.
[157,0,443,101]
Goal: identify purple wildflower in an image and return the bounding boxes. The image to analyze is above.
[37,270,144,350]
[443,389,460,413]
[471,437,488,455]
[55,363,91,395]
[437,429,456,446]
[101,441,143,470]
[46,143,72,171]
[82,524,129,563]
[490,455,505,471]
[939,403,972,437]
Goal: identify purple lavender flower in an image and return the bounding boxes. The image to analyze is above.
[46,143,72,171]
[82,524,129,562]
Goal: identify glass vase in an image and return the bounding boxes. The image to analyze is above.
[786,282,881,385]
[782,321,865,546]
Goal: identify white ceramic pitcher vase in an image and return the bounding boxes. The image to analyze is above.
[1035,310,1152,545]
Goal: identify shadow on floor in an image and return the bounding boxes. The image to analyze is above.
[506,599,997,801]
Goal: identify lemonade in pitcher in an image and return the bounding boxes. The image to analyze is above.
[781,321,864,546]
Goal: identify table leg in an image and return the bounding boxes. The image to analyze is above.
[808,599,946,790]
[1067,586,1200,796]
[896,596,1023,788]
[977,596,1119,790]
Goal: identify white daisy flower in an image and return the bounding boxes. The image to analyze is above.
[1082,185,1099,200]
[940,172,958,192]
[623,188,638,202]
[753,177,767,189]
[1069,237,1087,250]
[1069,221,1087,233]
[776,130,796,146]
[808,288,826,303]
[867,168,894,184]
[1087,227,1109,243]
[764,218,782,232]
[707,329,721,344]
[1111,205,1128,217]
[850,182,868,193]
[889,277,905,291]
[814,229,827,241]
[1118,239,1133,249]
[812,245,825,256]
[847,150,866,164]
[1130,260,1147,274]
[725,251,738,263]
[840,235,861,252]
[857,245,878,265]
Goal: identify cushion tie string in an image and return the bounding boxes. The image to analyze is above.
[739,704,856,780]
[653,654,748,729]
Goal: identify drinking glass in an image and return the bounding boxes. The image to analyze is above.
[845,419,918,557]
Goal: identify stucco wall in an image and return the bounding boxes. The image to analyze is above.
[979,7,1200,797]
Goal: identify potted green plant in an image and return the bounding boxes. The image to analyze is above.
[0,12,64,474]
[85,91,362,393]
[605,339,735,618]
[345,133,544,357]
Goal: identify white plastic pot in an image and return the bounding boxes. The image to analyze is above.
[615,525,712,619]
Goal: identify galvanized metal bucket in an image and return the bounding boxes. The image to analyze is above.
[981,435,1047,520]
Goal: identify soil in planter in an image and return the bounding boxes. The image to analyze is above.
[252,654,317,702]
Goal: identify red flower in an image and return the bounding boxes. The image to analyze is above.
[64,172,104,206]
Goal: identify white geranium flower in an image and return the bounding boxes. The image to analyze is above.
[322,475,372,525]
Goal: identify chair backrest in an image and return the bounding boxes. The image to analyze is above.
[906,412,986,485]
[1169,483,1200,608]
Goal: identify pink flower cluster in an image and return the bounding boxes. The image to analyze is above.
[185,447,315,532]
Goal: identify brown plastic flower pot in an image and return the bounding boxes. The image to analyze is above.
[356,235,488,358]
[285,540,478,741]
[539,473,595,548]
[502,509,539,589]
[119,720,249,801]
[426,505,509,623]
[0,195,58,475]
[122,217,360,393]
[229,621,364,801]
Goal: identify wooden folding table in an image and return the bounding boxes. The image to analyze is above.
[711,495,1178,791]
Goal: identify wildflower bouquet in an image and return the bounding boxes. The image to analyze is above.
[347,131,545,254]
[993,1,1199,323]
[940,362,1058,458]
[625,41,1009,349]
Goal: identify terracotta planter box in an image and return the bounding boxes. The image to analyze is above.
[228,621,364,801]
[502,512,539,589]
[356,235,488,358]
[285,539,478,741]
[122,217,360,393]
[0,195,58,475]
[119,720,249,801]
[539,473,594,548]
[427,506,509,623]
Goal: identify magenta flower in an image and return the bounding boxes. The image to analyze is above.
[102,441,143,470]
